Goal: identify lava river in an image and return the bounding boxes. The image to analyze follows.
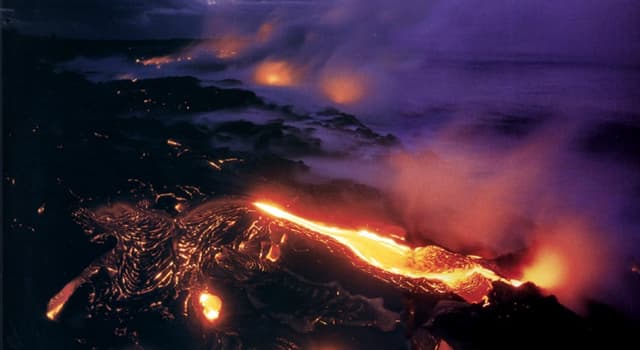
[254,202,523,303]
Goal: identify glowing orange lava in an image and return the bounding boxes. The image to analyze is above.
[137,55,192,67]
[254,202,522,302]
[254,61,298,86]
[138,55,174,67]
[321,74,365,104]
[46,278,83,320]
[199,292,222,321]
[521,246,568,290]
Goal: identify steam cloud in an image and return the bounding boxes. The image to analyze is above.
[188,0,640,312]
[383,118,639,311]
[185,0,640,119]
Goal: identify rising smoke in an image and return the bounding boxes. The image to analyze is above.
[192,0,640,312]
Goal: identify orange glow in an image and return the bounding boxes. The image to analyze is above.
[256,22,275,43]
[166,139,182,147]
[139,55,174,67]
[254,202,522,302]
[254,61,298,87]
[115,73,137,81]
[46,303,65,321]
[522,246,568,290]
[174,202,187,213]
[46,278,82,320]
[199,292,222,321]
[209,37,248,59]
[437,340,454,350]
[207,160,222,170]
[516,220,608,311]
[321,73,365,104]
[137,54,192,67]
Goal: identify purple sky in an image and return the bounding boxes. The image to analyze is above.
[4,0,640,64]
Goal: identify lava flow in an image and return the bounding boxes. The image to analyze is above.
[254,202,523,303]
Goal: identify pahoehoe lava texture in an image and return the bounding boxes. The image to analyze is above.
[49,198,399,348]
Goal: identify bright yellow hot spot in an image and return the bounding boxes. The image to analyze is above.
[199,292,222,321]
[254,202,522,302]
[46,303,65,321]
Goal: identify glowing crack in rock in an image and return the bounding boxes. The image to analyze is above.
[254,202,523,303]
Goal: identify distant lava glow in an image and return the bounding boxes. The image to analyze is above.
[136,55,191,68]
[199,292,222,322]
[254,202,523,303]
[256,22,275,43]
[321,73,365,104]
[254,61,298,86]
[138,55,174,66]
[207,36,249,59]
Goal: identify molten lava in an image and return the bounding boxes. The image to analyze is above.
[199,292,222,321]
[254,61,298,86]
[138,55,174,67]
[137,55,191,67]
[254,202,522,302]
[46,277,84,320]
[321,74,365,104]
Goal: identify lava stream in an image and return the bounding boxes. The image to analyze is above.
[254,202,522,302]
